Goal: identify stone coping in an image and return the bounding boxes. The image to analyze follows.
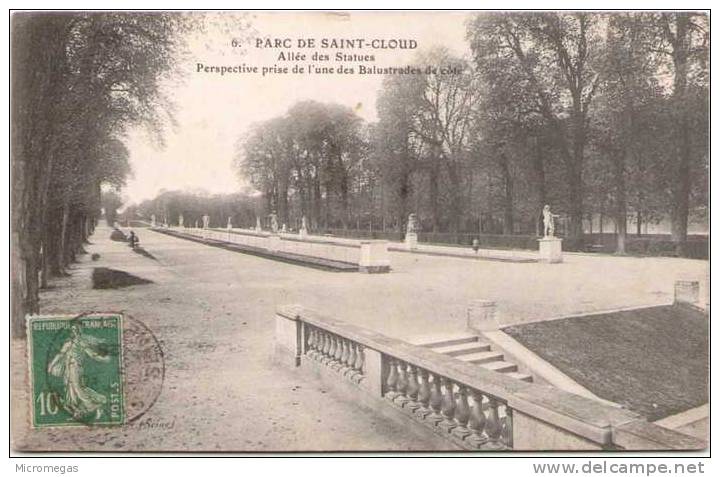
[277,305,706,450]
[152,228,358,272]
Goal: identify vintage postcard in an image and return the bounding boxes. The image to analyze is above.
[10,10,709,454]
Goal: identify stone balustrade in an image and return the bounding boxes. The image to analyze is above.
[274,305,706,451]
[166,226,388,272]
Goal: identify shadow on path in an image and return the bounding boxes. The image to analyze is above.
[132,246,157,260]
[92,267,154,289]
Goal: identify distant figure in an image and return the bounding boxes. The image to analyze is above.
[129,231,138,249]
[301,216,308,231]
[472,238,480,253]
[255,217,262,232]
[227,216,233,230]
[542,205,560,237]
[202,214,210,229]
[269,212,279,234]
[179,215,184,227]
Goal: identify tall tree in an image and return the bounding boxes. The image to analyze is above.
[654,12,709,252]
[468,12,603,239]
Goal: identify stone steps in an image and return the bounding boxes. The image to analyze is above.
[411,333,533,383]
[456,350,505,365]
[408,332,479,348]
[479,360,518,373]
[432,341,492,356]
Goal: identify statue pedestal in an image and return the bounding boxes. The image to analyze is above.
[467,300,500,332]
[538,237,563,263]
[359,240,390,273]
[267,234,281,252]
[405,232,418,251]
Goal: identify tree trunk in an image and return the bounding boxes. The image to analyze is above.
[614,150,628,255]
[498,153,514,235]
[59,199,70,268]
[429,166,439,232]
[668,13,692,255]
[533,135,547,235]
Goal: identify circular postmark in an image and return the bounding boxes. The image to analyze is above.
[121,315,165,423]
[40,313,164,426]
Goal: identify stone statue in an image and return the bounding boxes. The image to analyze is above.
[179,214,184,227]
[255,216,262,231]
[299,216,308,239]
[227,216,233,230]
[151,214,156,227]
[542,205,560,237]
[269,212,279,234]
[202,214,210,229]
[406,213,418,234]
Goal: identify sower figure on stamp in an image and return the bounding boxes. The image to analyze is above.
[48,324,111,420]
[542,205,560,237]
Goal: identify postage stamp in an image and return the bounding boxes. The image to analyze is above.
[27,314,125,427]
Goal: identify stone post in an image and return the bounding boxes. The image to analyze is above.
[361,348,384,397]
[274,306,303,367]
[267,234,282,253]
[405,232,418,251]
[467,300,500,332]
[538,237,563,263]
[674,280,700,306]
[359,240,390,273]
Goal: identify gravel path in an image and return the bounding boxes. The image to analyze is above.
[11,226,452,452]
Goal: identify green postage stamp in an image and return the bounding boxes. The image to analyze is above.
[28,314,125,427]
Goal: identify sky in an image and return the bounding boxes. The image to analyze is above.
[122,11,472,204]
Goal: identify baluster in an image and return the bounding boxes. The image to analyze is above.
[450,385,471,439]
[502,407,513,450]
[466,390,487,449]
[394,361,409,406]
[352,344,365,383]
[344,341,356,377]
[321,332,332,364]
[384,358,399,400]
[312,330,321,360]
[427,373,444,425]
[341,339,351,370]
[414,368,432,419]
[438,377,457,432]
[305,327,316,358]
[315,331,324,362]
[485,397,503,449]
[326,335,337,364]
[332,337,344,370]
[404,365,421,411]
[320,331,330,362]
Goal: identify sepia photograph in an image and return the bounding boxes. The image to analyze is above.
[9,9,710,455]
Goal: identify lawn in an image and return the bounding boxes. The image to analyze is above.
[503,305,708,421]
